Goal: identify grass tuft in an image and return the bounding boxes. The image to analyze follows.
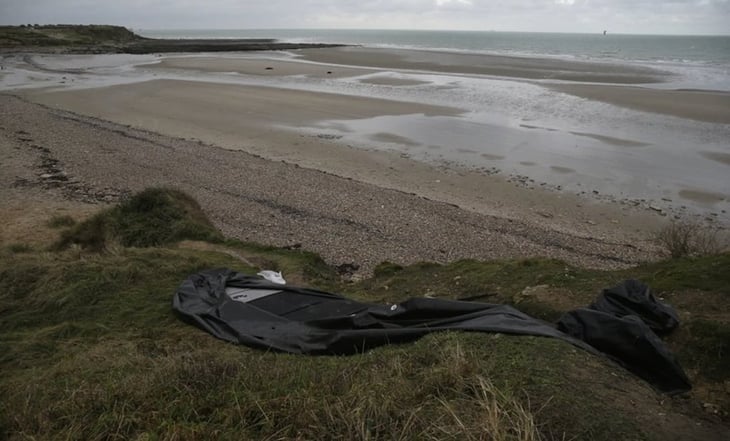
[6,243,33,253]
[55,188,223,251]
[654,221,728,258]
[46,214,76,229]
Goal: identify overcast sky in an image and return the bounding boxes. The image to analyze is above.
[1,0,729,35]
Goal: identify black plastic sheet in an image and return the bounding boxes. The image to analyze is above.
[173,269,690,394]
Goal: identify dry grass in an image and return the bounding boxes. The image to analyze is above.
[434,376,541,441]
[654,221,728,258]
[2,189,730,440]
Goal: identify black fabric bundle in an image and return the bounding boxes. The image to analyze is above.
[173,269,690,394]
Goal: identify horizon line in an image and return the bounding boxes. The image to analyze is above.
[134,27,730,37]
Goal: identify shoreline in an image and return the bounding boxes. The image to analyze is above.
[20,78,681,233]
[2,47,728,267]
[17,60,729,223]
[1,93,663,273]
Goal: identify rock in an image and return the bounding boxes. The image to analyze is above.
[515,285,550,303]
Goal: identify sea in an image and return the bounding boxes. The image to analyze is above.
[139,29,730,90]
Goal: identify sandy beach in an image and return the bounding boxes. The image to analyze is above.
[143,50,730,124]
[1,93,661,272]
[2,46,729,272]
[551,83,730,124]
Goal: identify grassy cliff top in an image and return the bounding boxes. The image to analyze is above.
[1,188,728,440]
[0,24,142,47]
[0,24,343,53]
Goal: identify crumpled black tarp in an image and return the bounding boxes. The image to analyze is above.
[557,279,690,394]
[173,268,690,394]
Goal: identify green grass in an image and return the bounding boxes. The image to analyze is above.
[2,189,729,440]
[0,244,647,440]
[2,249,728,440]
[5,243,33,253]
[46,214,76,229]
[56,187,223,250]
[0,24,141,47]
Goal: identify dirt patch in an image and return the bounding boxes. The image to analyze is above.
[0,188,98,247]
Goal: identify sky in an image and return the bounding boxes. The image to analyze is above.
[1,0,729,35]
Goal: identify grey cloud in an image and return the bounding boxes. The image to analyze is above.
[0,0,727,34]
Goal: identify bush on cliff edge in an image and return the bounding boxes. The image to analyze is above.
[56,187,222,250]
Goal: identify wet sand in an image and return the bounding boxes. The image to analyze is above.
[31,78,462,124]
[143,50,730,125]
[295,46,668,84]
[700,151,730,167]
[552,84,730,124]
[358,76,430,86]
[150,56,371,79]
[1,93,662,272]
[5,48,728,246]
[23,78,671,241]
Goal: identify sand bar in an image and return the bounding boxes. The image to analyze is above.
[30,79,463,129]
[552,84,730,124]
[295,47,669,84]
[143,51,730,126]
[148,56,372,79]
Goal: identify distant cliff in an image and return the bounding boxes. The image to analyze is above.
[0,24,344,54]
[0,24,141,48]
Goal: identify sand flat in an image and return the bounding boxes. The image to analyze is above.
[552,84,730,124]
[370,132,420,146]
[18,80,672,244]
[147,56,371,79]
[295,47,667,84]
[30,79,463,132]
[2,94,665,272]
[700,151,730,167]
[358,76,430,86]
[679,189,727,205]
[13,51,728,226]
[569,131,651,147]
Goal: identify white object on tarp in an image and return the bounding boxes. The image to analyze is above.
[226,287,282,303]
[257,270,286,285]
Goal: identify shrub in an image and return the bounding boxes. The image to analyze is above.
[654,221,727,258]
[7,243,32,253]
[55,187,223,251]
[47,215,76,229]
